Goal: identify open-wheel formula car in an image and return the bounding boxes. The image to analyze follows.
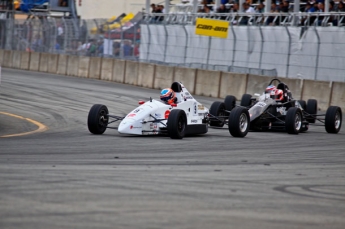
[87,82,210,139]
[227,78,342,137]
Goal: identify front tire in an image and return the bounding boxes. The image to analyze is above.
[285,107,302,134]
[88,104,109,134]
[228,107,250,137]
[167,109,187,139]
[325,106,342,133]
[306,99,317,123]
[209,101,226,127]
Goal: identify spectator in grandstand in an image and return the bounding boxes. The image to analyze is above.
[266,2,279,25]
[221,0,229,4]
[113,42,121,57]
[240,2,255,25]
[337,1,345,11]
[150,3,156,13]
[57,23,64,48]
[77,41,84,55]
[123,40,133,57]
[87,40,97,56]
[230,3,239,12]
[255,2,265,13]
[243,2,255,13]
[98,40,104,57]
[304,2,316,12]
[198,4,211,13]
[31,34,43,52]
[280,0,291,12]
[59,0,68,7]
[133,42,140,58]
[217,4,229,19]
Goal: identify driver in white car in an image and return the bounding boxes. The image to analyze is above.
[160,88,177,105]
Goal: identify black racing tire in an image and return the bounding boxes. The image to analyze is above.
[325,106,342,134]
[209,101,226,127]
[240,94,252,107]
[228,107,250,137]
[167,109,187,139]
[306,99,317,123]
[88,104,109,134]
[285,107,302,134]
[298,100,306,110]
[224,95,236,111]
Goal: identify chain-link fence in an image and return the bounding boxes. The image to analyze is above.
[0,12,344,81]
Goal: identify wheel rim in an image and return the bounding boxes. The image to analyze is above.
[335,111,341,129]
[239,113,248,132]
[295,112,301,131]
[178,116,186,133]
[98,109,108,127]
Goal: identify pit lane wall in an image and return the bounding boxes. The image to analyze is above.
[0,49,344,112]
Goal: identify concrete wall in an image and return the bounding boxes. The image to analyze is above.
[1,49,342,113]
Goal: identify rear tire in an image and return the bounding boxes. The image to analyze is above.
[240,94,252,107]
[224,95,236,111]
[228,107,250,137]
[325,106,342,133]
[209,101,226,127]
[285,107,302,134]
[306,99,317,123]
[88,104,109,134]
[167,109,187,139]
[298,100,306,110]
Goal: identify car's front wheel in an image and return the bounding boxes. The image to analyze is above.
[88,104,109,134]
[325,106,342,133]
[167,109,187,139]
[228,107,250,137]
[285,107,302,134]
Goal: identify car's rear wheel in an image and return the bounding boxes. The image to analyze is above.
[325,106,342,133]
[240,94,252,107]
[306,99,317,123]
[224,95,236,112]
[88,104,109,134]
[228,107,250,137]
[209,101,226,127]
[298,100,306,110]
[285,107,302,134]
[167,109,186,139]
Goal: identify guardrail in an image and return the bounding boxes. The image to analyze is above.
[0,49,344,112]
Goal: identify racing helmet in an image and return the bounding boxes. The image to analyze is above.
[160,88,176,105]
[270,89,284,102]
[265,85,276,94]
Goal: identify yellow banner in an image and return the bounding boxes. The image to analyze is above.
[195,18,229,38]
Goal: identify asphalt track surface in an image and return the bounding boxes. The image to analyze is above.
[0,68,344,229]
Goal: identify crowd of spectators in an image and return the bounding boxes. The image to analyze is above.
[195,0,345,26]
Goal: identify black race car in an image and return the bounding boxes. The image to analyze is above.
[208,78,342,138]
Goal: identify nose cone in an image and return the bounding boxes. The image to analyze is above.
[118,119,142,135]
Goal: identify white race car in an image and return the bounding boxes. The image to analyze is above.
[87,82,210,139]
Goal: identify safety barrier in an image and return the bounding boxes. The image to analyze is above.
[0,49,344,112]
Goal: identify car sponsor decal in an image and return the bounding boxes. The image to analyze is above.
[127,113,136,118]
[164,110,170,119]
[276,107,287,115]
[255,102,266,107]
[130,125,141,129]
[193,102,198,116]
[191,120,198,123]
[198,105,205,110]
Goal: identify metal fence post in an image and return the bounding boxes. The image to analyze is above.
[146,23,151,61]
[182,25,188,65]
[258,25,264,69]
[285,26,291,78]
[163,23,168,63]
[230,22,237,68]
[314,26,320,81]
[206,36,211,69]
